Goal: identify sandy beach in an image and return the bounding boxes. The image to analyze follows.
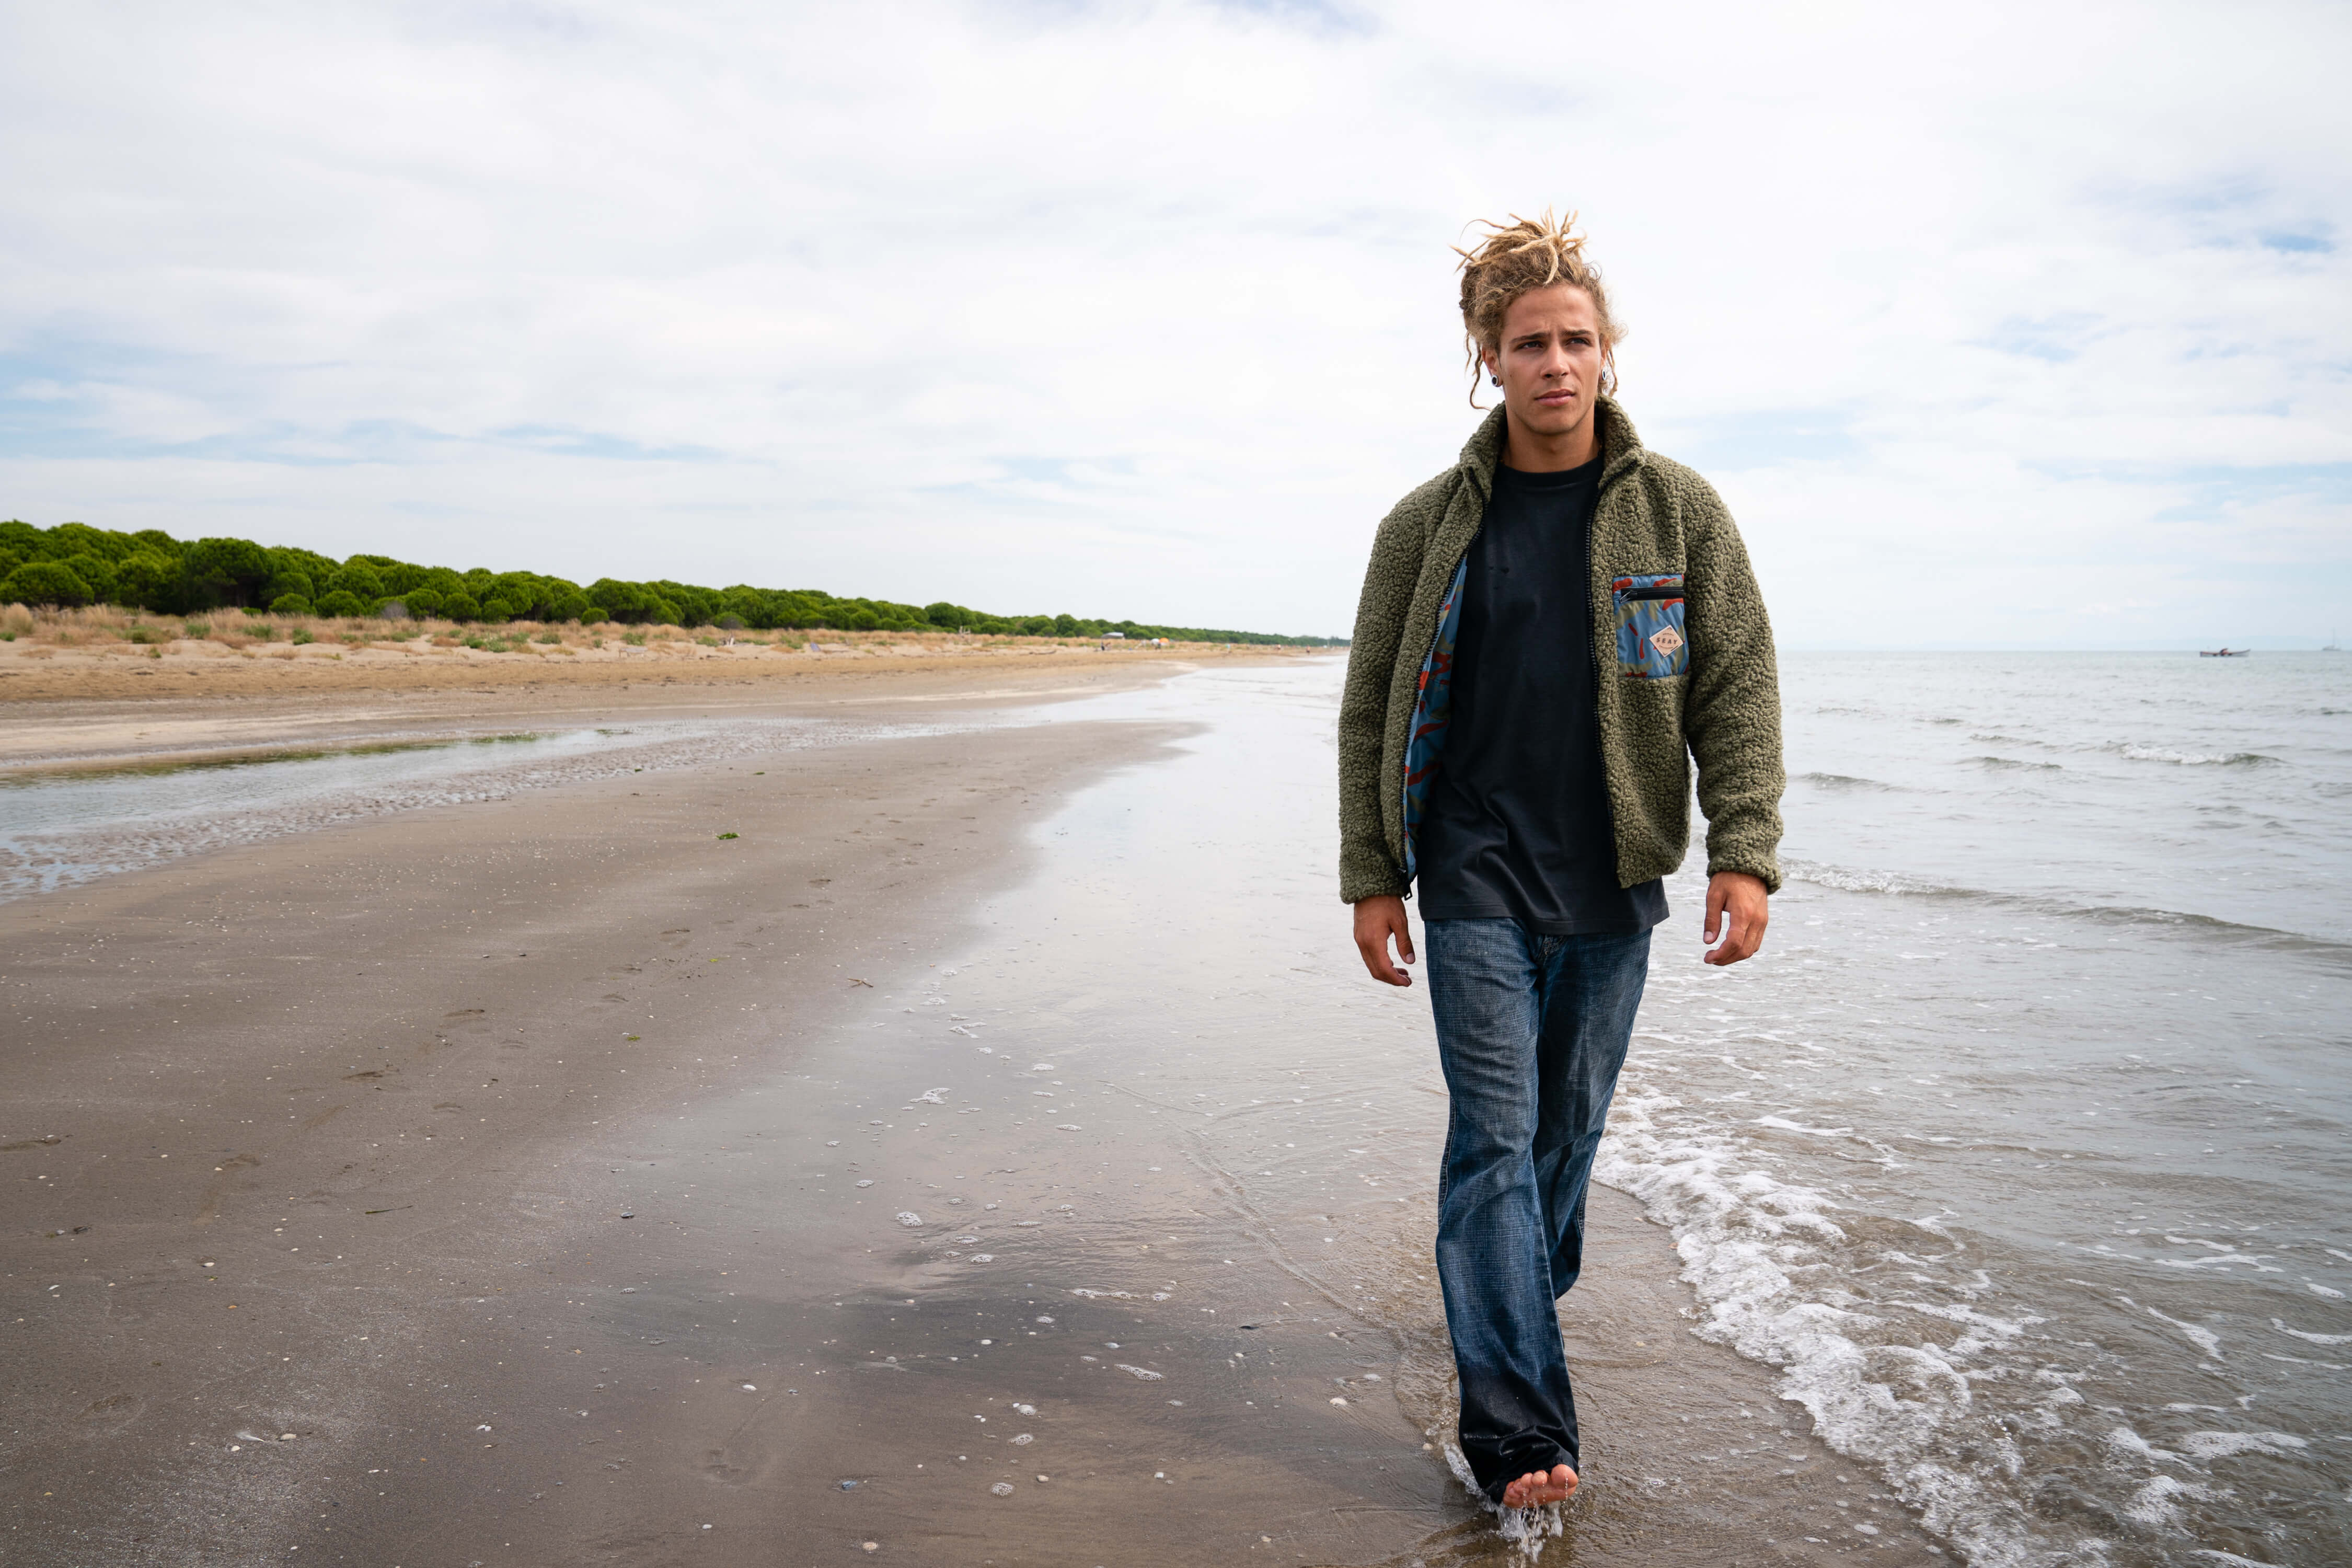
[0,615,1292,769]
[3,656,1939,1566]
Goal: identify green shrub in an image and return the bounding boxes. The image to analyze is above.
[115,551,181,611]
[330,561,385,601]
[291,627,315,645]
[183,620,210,638]
[3,560,93,607]
[315,589,365,617]
[270,593,313,615]
[183,536,271,607]
[65,553,118,604]
[579,606,607,625]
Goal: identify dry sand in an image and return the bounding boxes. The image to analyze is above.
[0,620,1282,717]
[1,662,1940,1565]
[0,639,1305,773]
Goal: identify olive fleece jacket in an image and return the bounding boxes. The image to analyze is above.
[1337,397,1785,905]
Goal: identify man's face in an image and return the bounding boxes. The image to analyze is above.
[1482,283,1607,441]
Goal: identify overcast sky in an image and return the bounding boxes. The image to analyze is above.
[3,1,2346,645]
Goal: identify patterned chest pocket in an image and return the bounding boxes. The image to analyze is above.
[1612,572,1688,679]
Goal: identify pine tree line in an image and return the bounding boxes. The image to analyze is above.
[0,520,1346,647]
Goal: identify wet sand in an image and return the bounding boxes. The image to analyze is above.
[2,662,1945,1565]
[0,644,1292,770]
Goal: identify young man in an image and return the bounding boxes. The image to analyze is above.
[1336,212,1784,1512]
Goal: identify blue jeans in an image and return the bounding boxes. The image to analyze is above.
[1425,918,1652,1503]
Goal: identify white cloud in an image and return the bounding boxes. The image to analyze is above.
[1,0,2345,641]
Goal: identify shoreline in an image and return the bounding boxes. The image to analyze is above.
[3,664,1945,1565]
[0,643,1320,773]
[0,687,1200,1564]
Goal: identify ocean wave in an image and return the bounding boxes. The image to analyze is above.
[1781,859,1962,897]
[2270,1317,2352,1347]
[1596,1085,2349,1566]
[1968,755,2064,771]
[1597,1092,2089,1566]
[1795,771,1912,792]
[2110,743,2277,766]
[1777,860,2352,966]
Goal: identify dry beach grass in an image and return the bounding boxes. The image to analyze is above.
[0,601,1296,708]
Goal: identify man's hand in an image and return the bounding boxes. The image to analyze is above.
[1352,895,1416,986]
[1702,872,1769,966]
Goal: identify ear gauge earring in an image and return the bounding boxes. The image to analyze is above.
[1490,374,1502,387]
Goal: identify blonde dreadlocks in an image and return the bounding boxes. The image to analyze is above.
[1455,209,1622,407]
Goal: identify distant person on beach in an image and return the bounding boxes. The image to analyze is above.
[1337,211,1784,1512]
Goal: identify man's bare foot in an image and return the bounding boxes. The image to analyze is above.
[1499,1462,1577,1509]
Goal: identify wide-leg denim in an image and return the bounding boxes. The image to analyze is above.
[1424,918,1652,1503]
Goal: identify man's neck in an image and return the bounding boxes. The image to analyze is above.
[1501,407,1599,473]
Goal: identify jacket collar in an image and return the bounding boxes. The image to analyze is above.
[1457,395,1646,500]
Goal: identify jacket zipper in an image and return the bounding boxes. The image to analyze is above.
[1617,582,1685,602]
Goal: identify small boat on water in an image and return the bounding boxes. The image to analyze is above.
[2199,648,2249,658]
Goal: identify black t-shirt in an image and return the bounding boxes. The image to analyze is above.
[1415,457,1669,935]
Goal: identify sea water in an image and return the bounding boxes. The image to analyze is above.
[1605,651,2352,1565]
[0,716,967,901]
[978,651,2352,1565]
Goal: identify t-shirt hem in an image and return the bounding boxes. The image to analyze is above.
[1415,897,1669,937]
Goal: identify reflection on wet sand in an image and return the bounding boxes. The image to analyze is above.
[559,664,1938,1565]
[1,661,1932,1566]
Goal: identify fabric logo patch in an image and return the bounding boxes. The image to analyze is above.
[1648,625,1684,656]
